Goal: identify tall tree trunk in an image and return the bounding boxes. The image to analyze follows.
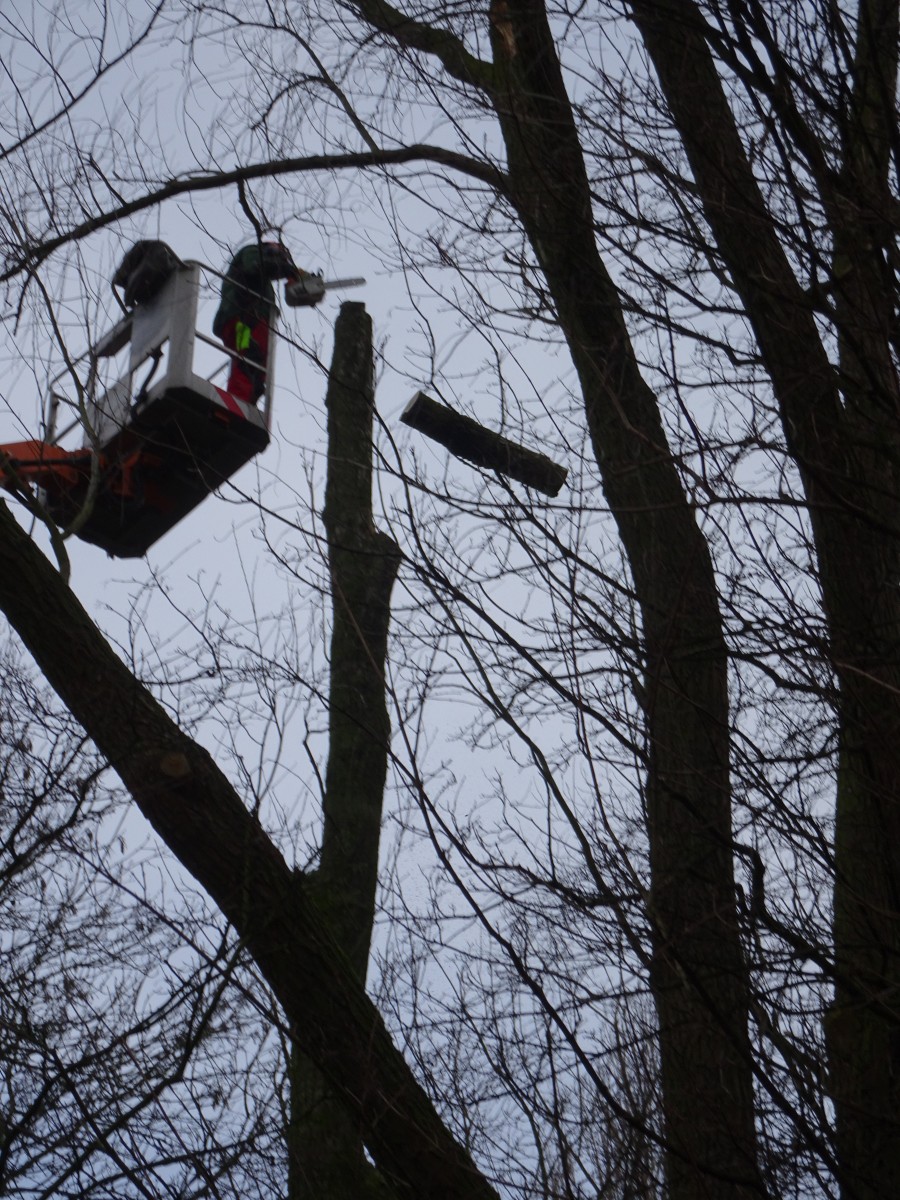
[826,3,900,1194]
[486,3,761,1195]
[287,302,400,1200]
[627,2,900,1195]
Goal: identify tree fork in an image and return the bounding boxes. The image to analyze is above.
[0,512,497,1200]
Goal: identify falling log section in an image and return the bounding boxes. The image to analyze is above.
[401,391,567,497]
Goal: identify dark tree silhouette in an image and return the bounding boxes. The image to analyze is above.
[1,2,898,1198]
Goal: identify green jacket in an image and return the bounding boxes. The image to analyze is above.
[212,244,297,337]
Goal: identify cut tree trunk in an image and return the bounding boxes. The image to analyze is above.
[287,302,400,1200]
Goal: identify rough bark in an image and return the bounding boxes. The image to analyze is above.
[288,303,401,1200]
[0,496,498,1200]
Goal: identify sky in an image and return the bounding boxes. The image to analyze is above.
[0,0,595,886]
[0,3,853,1195]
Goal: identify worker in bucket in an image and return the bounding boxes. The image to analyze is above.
[213,240,325,404]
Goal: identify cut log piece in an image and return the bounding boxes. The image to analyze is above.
[401,391,567,497]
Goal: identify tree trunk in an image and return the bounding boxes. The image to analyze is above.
[0,502,499,1200]
[486,3,762,1195]
[825,3,900,1193]
[627,2,900,1195]
[287,302,400,1200]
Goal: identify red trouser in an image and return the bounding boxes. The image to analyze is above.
[221,317,270,403]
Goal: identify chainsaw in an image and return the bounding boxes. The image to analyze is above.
[284,275,366,307]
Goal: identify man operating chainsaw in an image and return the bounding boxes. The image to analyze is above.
[213,240,325,404]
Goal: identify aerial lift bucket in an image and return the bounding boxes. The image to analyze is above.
[1,260,273,558]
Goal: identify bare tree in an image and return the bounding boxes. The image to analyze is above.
[0,640,291,1198]
[1,1,898,1199]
